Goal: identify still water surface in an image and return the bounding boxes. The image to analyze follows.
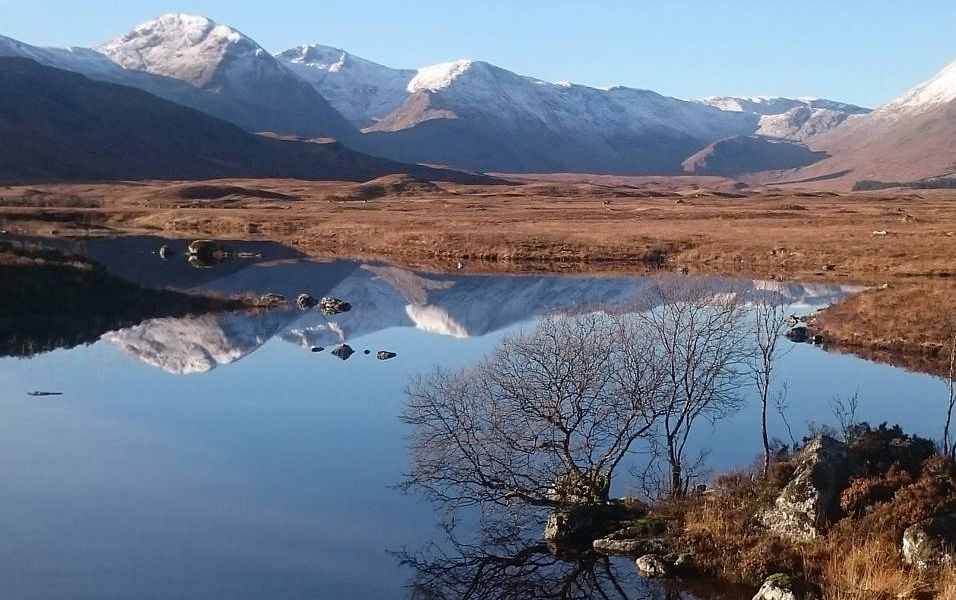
[0,238,946,599]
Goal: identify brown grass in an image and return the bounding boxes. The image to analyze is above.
[812,282,956,375]
[4,177,956,373]
[2,177,956,281]
[818,536,926,600]
[673,430,956,599]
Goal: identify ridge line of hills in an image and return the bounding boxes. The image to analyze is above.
[1,12,954,187]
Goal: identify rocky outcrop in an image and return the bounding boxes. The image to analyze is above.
[902,512,956,569]
[760,436,854,543]
[752,574,820,600]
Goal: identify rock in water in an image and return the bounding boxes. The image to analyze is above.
[635,554,671,578]
[258,293,287,307]
[310,346,324,353]
[752,574,820,600]
[319,297,352,315]
[785,326,810,343]
[759,436,853,543]
[902,512,956,569]
[296,293,318,309]
[377,351,397,360]
[543,507,596,546]
[331,345,355,361]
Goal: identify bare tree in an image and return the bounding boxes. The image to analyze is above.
[943,320,956,458]
[401,312,664,513]
[830,391,862,443]
[748,296,792,476]
[632,278,749,497]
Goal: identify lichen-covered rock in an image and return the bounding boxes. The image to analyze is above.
[752,574,819,600]
[760,435,853,543]
[543,507,597,546]
[635,554,672,578]
[902,512,956,570]
[592,527,669,556]
[546,471,610,506]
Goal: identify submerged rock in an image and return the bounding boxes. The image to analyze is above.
[331,345,355,361]
[319,297,352,316]
[377,351,397,360]
[296,293,318,310]
[902,512,956,570]
[760,436,853,543]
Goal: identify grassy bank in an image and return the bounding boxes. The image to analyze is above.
[645,425,956,599]
[810,282,956,377]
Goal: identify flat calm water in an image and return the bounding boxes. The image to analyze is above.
[0,237,948,599]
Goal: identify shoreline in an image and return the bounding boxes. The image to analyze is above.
[3,177,956,376]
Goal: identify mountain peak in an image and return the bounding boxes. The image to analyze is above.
[98,13,264,86]
[407,59,476,93]
[880,57,956,114]
[278,44,347,70]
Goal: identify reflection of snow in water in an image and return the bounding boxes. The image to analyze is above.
[102,258,863,374]
[405,304,469,339]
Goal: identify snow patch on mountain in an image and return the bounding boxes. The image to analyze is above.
[877,58,956,116]
[408,59,475,93]
[99,14,272,88]
[277,44,415,125]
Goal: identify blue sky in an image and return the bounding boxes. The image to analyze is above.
[4,0,956,107]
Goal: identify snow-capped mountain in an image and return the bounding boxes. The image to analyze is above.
[362,59,759,174]
[277,45,415,127]
[0,14,875,178]
[876,58,956,117]
[775,56,956,187]
[698,96,870,141]
[0,26,357,142]
[97,14,357,141]
[699,96,866,116]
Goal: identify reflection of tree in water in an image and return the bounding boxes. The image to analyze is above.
[398,279,757,600]
[395,520,662,600]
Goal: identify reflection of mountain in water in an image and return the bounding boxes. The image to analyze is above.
[103,310,298,374]
[103,258,861,374]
